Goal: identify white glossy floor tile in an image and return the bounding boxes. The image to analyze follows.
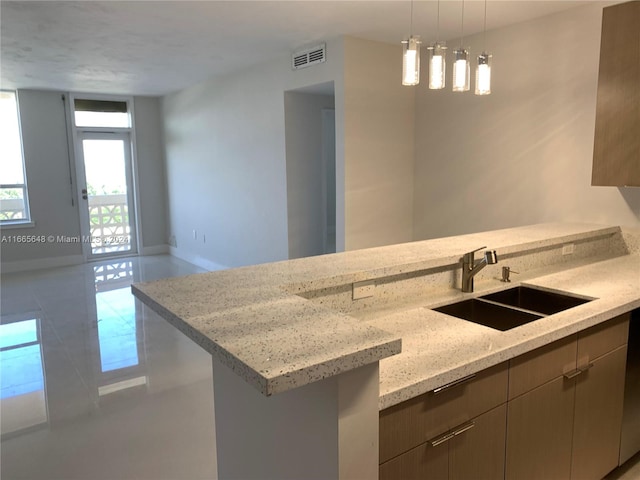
[1,255,216,480]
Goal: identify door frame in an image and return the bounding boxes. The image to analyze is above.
[68,93,142,261]
[74,131,138,260]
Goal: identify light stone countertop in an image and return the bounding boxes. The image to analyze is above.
[132,222,639,406]
[370,254,640,410]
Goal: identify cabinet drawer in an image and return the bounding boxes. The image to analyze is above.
[508,335,576,400]
[379,404,507,480]
[577,313,629,363]
[379,437,448,480]
[380,362,508,463]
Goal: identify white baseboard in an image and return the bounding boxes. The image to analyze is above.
[1,254,85,274]
[169,246,228,271]
[141,244,170,255]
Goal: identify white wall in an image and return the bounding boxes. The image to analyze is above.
[285,91,335,259]
[343,37,415,250]
[413,2,640,241]
[1,90,83,264]
[1,90,168,268]
[162,38,346,269]
[133,96,168,251]
[162,35,419,268]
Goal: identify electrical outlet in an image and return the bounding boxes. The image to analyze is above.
[168,235,177,247]
[352,280,375,300]
[562,243,575,255]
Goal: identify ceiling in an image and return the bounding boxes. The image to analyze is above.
[1,1,598,96]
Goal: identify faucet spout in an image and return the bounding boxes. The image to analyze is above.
[461,248,498,293]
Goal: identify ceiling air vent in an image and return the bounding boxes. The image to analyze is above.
[292,44,326,70]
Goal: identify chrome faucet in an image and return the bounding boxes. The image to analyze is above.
[461,246,498,293]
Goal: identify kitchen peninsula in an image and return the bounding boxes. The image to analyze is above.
[132,223,640,479]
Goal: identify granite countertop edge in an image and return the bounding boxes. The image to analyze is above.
[131,223,638,402]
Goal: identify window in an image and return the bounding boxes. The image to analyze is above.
[0,91,31,223]
[73,98,130,128]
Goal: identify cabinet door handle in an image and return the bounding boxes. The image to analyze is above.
[563,369,583,380]
[452,421,476,437]
[429,421,476,447]
[430,431,455,447]
[432,373,476,394]
[564,362,594,380]
[578,362,594,373]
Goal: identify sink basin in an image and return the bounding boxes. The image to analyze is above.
[479,286,591,316]
[433,299,543,331]
[433,286,593,331]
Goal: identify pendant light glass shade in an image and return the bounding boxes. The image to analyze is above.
[475,52,492,95]
[402,36,421,86]
[452,48,470,92]
[427,42,447,89]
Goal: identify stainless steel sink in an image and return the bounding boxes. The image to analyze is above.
[433,298,543,331]
[479,286,591,316]
[433,286,593,331]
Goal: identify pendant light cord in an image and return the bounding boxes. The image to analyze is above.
[483,0,487,49]
[410,0,414,35]
[460,0,465,47]
[436,0,440,41]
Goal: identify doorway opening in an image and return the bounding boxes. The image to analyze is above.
[71,96,139,260]
[284,81,337,259]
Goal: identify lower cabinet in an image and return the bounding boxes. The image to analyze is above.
[448,404,507,480]
[505,376,575,480]
[380,313,630,480]
[379,362,508,480]
[571,345,627,480]
[505,313,629,480]
[379,404,507,480]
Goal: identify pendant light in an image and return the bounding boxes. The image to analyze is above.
[452,0,470,92]
[475,0,492,95]
[402,0,421,86]
[427,0,447,89]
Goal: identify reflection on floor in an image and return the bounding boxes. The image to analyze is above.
[1,255,216,480]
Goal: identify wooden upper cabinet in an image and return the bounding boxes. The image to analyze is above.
[591,1,640,187]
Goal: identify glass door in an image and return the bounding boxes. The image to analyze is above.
[76,132,137,259]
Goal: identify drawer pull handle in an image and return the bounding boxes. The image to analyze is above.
[452,421,476,437]
[564,369,583,380]
[564,362,594,380]
[579,362,594,373]
[430,432,455,447]
[429,421,476,447]
[432,373,476,394]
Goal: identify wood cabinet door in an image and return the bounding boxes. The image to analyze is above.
[571,345,627,480]
[505,376,575,480]
[379,441,448,480]
[449,404,507,480]
[592,0,640,186]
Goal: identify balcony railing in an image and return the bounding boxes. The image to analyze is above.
[1,194,131,255]
[88,194,131,254]
[0,198,27,221]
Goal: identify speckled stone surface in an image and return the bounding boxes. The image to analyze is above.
[372,254,640,409]
[132,223,638,402]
